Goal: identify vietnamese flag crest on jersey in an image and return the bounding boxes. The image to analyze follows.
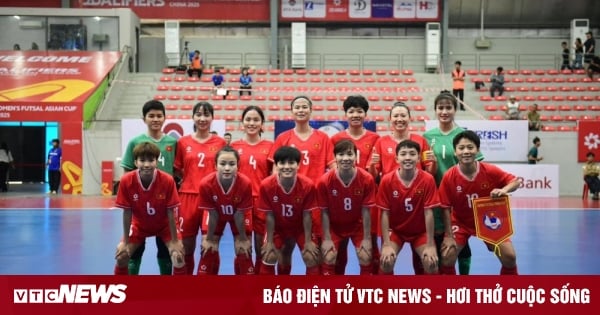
[472,196,514,254]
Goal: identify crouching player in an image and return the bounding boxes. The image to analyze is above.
[438,130,521,275]
[317,140,377,275]
[197,146,254,275]
[114,142,185,275]
[377,140,440,275]
[258,146,321,275]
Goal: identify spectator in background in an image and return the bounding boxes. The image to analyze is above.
[187,50,203,78]
[0,142,14,192]
[239,68,252,96]
[451,61,466,111]
[573,38,584,69]
[212,69,225,88]
[505,95,521,120]
[583,152,600,200]
[583,32,595,66]
[223,132,232,145]
[561,41,572,71]
[527,103,542,131]
[587,55,600,80]
[489,66,505,97]
[527,137,543,164]
[47,139,62,194]
[13,44,20,50]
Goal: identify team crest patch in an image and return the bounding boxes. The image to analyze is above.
[166,146,172,152]
[233,196,241,203]
[481,182,490,189]
[209,146,217,152]
[295,196,302,203]
[261,149,269,154]
[354,189,363,195]
[157,193,166,200]
[313,143,320,149]
[415,188,424,195]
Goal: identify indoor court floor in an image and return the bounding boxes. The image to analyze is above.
[1,184,599,275]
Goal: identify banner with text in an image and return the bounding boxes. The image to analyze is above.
[577,120,600,162]
[425,120,529,163]
[2,276,596,315]
[70,0,270,21]
[281,0,440,22]
[495,164,559,197]
[0,51,121,106]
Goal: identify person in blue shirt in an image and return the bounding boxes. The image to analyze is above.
[239,68,253,96]
[212,69,225,87]
[47,139,62,194]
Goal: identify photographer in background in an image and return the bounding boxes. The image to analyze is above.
[187,50,203,78]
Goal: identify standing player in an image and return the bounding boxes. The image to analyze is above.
[174,102,227,274]
[330,95,380,274]
[377,140,439,275]
[317,140,377,275]
[423,91,483,275]
[230,105,273,273]
[367,101,436,274]
[120,100,176,275]
[258,146,320,275]
[268,96,335,274]
[438,131,520,275]
[113,142,185,275]
[197,147,254,275]
[367,102,436,178]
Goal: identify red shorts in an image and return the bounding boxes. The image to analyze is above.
[128,223,180,244]
[179,192,202,238]
[388,230,429,249]
[200,209,252,235]
[371,206,381,237]
[311,208,322,238]
[330,224,365,251]
[252,196,266,234]
[268,230,310,251]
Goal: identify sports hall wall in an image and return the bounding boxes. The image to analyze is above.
[0,3,597,196]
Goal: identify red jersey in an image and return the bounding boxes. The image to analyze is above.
[331,130,380,170]
[257,174,317,234]
[230,139,273,197]
[115,169,180,232]
[269,129,335,180]
[316,168,377,232]
[198,172,253,220]
[174,134,226,193]
[438,162,516,229]
[367,134,431,175]
[376,169,440,236]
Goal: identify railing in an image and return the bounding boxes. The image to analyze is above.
[202,52,565,71]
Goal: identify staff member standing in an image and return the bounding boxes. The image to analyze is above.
[0,142,14,192]
[47,139,62,194]
[451,61,466,111]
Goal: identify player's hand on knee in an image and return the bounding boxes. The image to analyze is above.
[261,242,278,264]
[169,242,185,269]
[380,244,396,267]
[421,245,439,274]
[201,238,219,255]
[302,241,320,265]
[441,237,457,260]
[320,239,336,264]
[115,242,130,263]
[234,238,252,257]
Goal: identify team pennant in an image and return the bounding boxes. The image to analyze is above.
[472,196,514,255]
